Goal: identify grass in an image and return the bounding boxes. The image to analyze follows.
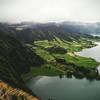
[33,37,99,70]
[64,54,100,69]
[33,39,99,69]
[34,37,96,52]
[30,66,64,76]
[33,47,56,62]
[22,37,100,80]
[22,65,64,81]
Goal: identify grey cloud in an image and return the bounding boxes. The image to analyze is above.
[0,0,100,23]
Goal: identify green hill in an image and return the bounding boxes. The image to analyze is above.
[0,32,44,96]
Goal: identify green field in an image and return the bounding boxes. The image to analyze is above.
[22,37,100,80]
[64,54,99,69]
[31,66,64,76]
[22,65,64,81]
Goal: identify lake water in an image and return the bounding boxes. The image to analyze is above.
[75,42,100,62]
[27,43,100,100]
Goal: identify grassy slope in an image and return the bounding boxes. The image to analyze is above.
[34,37,96,52]
[0,33,45,98]
[33,37,98,68]
[22,37,99,80]
[64,54,99,69]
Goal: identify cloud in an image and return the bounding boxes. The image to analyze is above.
[0,0,99,23]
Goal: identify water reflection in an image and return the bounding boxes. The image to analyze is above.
[27,76,100,100]
[27,43,100,100]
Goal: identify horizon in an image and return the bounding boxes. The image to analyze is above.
[1,20,100,24]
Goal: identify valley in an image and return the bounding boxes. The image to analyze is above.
[27,41,100,100]
[1,0,100,99]
[22,37,100,81]
[0,22,100,100]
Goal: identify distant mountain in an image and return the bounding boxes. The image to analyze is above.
[1,22,96,43]
[59,21,100,35]
[9,21,100,34]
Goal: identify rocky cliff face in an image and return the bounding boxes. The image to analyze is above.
[0,80,39,100]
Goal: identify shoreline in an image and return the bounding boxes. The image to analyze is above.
[74,42,100,75]
[23,41,100,81]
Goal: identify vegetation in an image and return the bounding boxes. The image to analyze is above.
[34,37,96,52]
[0,22,100,99]
[64,54,99,69]
[0,33,44,98]
[21,36,100,80]
[22,65,64,81]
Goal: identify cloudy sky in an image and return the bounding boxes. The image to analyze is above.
[0,0,100,23]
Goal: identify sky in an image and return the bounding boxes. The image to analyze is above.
[0,0,100,23]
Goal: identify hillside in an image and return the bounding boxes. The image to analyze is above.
[0,23,99,79]
[0,22,100,99]
[0,22,97,43]
[0,32,44,99]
